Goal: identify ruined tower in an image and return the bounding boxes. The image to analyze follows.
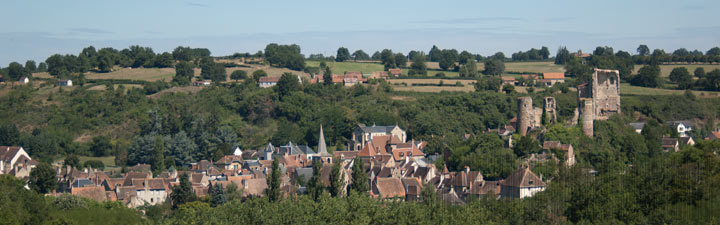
[517,97,542,136]
[577,69,621,136]
[544,97,557,124]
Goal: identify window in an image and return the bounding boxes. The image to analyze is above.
[529,181,533,185]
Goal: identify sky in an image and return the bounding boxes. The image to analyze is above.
[1,0,719,65]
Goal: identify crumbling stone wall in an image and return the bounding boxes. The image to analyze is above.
[544,97,557,124]
[576,69,621,136]
[517,97,542,136]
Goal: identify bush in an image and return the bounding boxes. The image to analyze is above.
[83,160,105,170]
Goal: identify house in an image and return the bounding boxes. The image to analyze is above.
[233,147,242,156]
[389,141,425,162]
[542,141,576,166]
[501,76,516,86]
[680,136,695,146]
[131,178,169,206]
[661,137,680,152]
[58,79,73,86]
[0,146,36,178]
[629,122,645,134]
[242,178,268,197]
[519,74,538,86]
[71,186,108,202]
[370,71,389,80]
[372,177,405,199]
[258,76,280,88]
[215,155,244,171]
[388,68,402,77]
[350,124,407,151]
[193,80,211,86]
[500,167,546,199]
[667,121,693,137]
[541,73,565,87]
[709,132,720,140]
[19,77,29,84]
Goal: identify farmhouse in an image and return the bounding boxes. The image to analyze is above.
[0,146,36,178]
[501,76,516,86]
[370,71,389,80]
[388,68,402,77]
[541,73,565,86]
[259,76,280,88]
[58,79,73,86]
[193,80,211,86]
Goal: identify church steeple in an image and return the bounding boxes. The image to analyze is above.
[317,124,329,156]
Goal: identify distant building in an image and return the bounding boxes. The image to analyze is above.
[661,137,680,152]
[388,68,402,77]
[193,80,211,86]
[667,121,693,137]
[541,73,565,87]
[19,77,29,84]
[501,76,516,86]
[58,79,73,86]
[500,167,546,199]
[258,76,280,88]
[0,146,37,178]
[350,124,407,151]
[629,122,645,134]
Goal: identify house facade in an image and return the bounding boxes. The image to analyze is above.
[350,124,407,151]
[0,146,36,177]
[500,167,546,199]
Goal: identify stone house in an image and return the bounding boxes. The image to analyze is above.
[500,167,546,199]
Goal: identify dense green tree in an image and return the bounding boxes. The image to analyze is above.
[438,49,458,71]
[514,135,541,157]
[28,163,57,194]
[208,183,227,207]
[409,54,427,76]
[24,60,37,73]
[90,135,112,157]
[554,46,571,65]
[154,52,174,68]
[64,155,81,169]
[83,160,105,170]
[707,47,720,56]
[173,61,194,85]
[565,57,593,84]
[350,157,368,194]
[669,67,693,89]
[429,45,441,62]
[37,62,47,72]
[380,49,396,70]
[323,66,333,85]
[252,69,268,82]
[6,62,27,81]
[637,44,650,56]
[264,43,305,70]
[329,158,344,197]
[276,72,300,98]
[265,157,281,202]
[152,136,165,174]
[394,53,408,68]
[483,60,505,75]
[171,174,196,208]
[230,70,248,81]
[0,123,20,146]
[631,65,662,88]
[694,67,706,78]
[336,47,351,62]
[200,58,227,82]
[308,160,324,201]
[459,59,478,78]
[475,77,502,92]
[458,51,474,64]
[351,50,370,61]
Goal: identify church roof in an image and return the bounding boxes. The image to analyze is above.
[317,125,330,156]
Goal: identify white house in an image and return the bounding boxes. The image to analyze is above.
[19,77,29,84]
[233,147,243,156]
[0,146,36,178]
[193,80,211,86]
[258,76,280,88]
[668,121,693,137]
[500,167,546,199]
[629,122,645,134]
[58,79,73,86]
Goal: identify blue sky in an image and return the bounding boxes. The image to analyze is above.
[1,0,719,65]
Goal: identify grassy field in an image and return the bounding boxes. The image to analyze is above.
[306,61,385,74]
[86,84,143,91]
[633,64,720,77]
[619,83,720,97]
[389,79,476,92]
[85,68,176,81]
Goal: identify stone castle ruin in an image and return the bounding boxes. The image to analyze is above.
[577,69,621,136]
[517,96,557,136]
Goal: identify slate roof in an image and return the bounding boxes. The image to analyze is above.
[73,179,96,188]
[357,124,399,134]
[629,122,645,130]
[662,137,679,147]
[316,125,330,156]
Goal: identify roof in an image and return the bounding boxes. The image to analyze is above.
[662,137,678,147]
[521,74,538,80]
[375,177,405,198]
[502,167,545,188]
[629,122,645,130]
[543,73,565,80]
[501,76,516,81]
[259,76,280,83]
[542,141,572,151]
[243,178,268,197]
[316,125,330,156]
[357,124,400,134]
[71,186,107,202]
[711,132,720,139]
[0,146,23,162]
[388,68,402,75]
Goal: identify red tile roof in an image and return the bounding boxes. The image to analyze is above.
[374,177,405,198]
[543,73,565,80]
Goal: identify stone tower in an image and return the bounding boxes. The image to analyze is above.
[576,69,621,136]
[581,100,594,137]
[544,97,557,124]
[517,97,541,136]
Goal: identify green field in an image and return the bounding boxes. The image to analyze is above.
[307,60,563,77]
[619,83,720,96]
[306,61,385,74]
[85,68,176,81]
[634,64,720,77]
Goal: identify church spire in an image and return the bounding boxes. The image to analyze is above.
[317,124,329,156]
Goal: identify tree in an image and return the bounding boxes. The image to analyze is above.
[7,62,27,81]
[637,45,650,56]
[323,66,333,85]
[539,46,550,60]
[265,157,281,202]
[483,60,505,75]
[276,72,300,98]
[24,60,37,73]
[380,49,396,70]
[0,123,20,146]
[459,59,478,78]
[252,69,268,82]
[208,183,227,207]
[502,84,515,94]
[394,53,408,68]
[694,67,706,78]
[97,53,113,73]
[565,57,593,84]
[632,65,662,88]
[152,136,165,174]
[350,157,368,194]
[438,49,458,71]
[200,58,226,82]
[707,47,720,56]
[429,45,441,62]
[308,160,324,200]
[64,155,81,169]
[555,46,571,65]
[669,67,692,89]
[513,135,541,157]
[329,158,345,197]
[475,77,502,92]
[264,43,305,70]
[90,136,112,157]
[351,50,370,61]
[336,47,351,62]
[28,163,57,194]
[174,61,194,85]
[83,160,105,170]
[230,70,248,81]
[37,62,47,72]
[458,51,474,64]
[171,174,196,208]
[409,54,427,76]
